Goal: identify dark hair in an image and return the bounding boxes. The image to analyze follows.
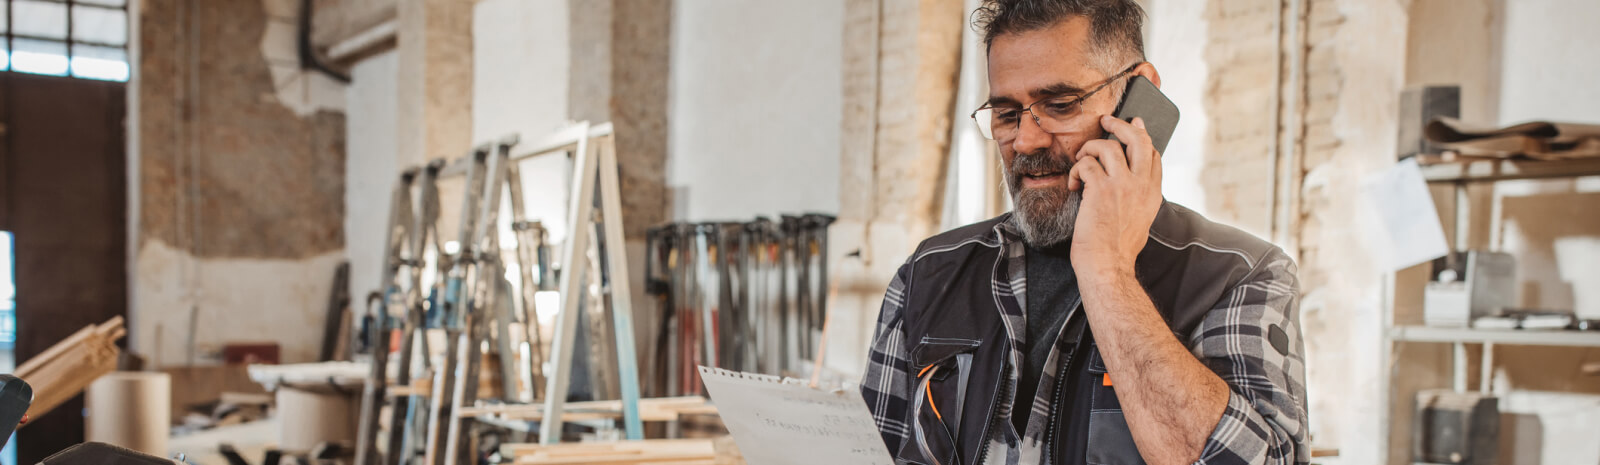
[974,0,1146,72]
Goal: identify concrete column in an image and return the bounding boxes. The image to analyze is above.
[830,0,964,377]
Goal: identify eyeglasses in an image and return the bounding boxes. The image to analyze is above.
[970,64,1139,141]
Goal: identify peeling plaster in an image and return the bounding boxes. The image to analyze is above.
[1296,1,1408,462]
[261,7,347,117]
[132,239,346,367]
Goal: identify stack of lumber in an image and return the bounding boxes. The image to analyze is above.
[16,316,126,423]
[503,438,718,465]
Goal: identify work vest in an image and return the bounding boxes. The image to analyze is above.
[891,203,1274,464]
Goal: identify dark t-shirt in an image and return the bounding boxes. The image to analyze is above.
[1017,242,1081,434]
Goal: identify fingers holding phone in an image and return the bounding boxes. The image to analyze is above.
[1068,75,1178,280]
[1102,116,1161,175]
[1070,116,1165,279]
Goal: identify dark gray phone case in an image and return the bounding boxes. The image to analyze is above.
[1108,75,1180,154]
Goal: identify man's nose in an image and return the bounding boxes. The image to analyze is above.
[1010,113,1052,156]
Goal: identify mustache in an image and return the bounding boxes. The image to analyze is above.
[1008,150,1073,183]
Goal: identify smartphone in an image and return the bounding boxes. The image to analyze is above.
[1107,75,1180,154]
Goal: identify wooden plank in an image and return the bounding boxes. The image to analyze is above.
[1419,157,1600,183]
[673,404,721,416]
[505,439,715,465]
[459,396,707,421]
[16,317,125,422]
[14,325,95,376]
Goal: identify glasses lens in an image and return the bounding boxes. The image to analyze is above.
[973,109,997,140]
[982,108,1024,141]
[1035,97,1083,124]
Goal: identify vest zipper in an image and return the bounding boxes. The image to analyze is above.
[1043,361,1067,463]
[1044,303,1083,464]
[973,359,1010,465]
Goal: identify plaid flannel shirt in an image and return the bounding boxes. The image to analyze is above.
[861,210,1308,465]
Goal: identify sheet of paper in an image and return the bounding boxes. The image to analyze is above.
[698,366,894,465]
[1362,158,1450,271]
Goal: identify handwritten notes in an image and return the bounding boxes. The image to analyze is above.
[698,367,894,465]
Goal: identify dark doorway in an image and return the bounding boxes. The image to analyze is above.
[0,72,129,463]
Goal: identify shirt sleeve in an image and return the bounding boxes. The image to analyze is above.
[861,260,915,457]
[1186,250,1310,465]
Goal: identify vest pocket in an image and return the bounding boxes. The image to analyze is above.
[1085,345,1144,465]
[1087,411,1145,465]
[900,338,981,465]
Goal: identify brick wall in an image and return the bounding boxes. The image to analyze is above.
[133,0,350,366]
[1198,0,1280,237]
[1195,0,1408,461]
[1286,0,1409,462]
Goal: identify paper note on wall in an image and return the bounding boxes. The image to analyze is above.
[1362,158,1450,271]
[698,366,894,465]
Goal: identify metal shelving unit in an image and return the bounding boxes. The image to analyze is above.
[1418,157,1600,183]
[1389,325,1600,347]
[1380,157,1600,463]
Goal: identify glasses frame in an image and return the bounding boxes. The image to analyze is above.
[971,63,1142,141]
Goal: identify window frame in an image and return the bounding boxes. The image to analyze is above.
[3,0,130,81]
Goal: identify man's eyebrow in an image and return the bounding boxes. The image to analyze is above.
[985,95,1022,107]
[1029,82,1087,100]
[987,82,1091,107]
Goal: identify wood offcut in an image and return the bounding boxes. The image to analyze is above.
[15,316,127,423]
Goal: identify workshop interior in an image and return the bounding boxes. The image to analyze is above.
[2,0,1599,464]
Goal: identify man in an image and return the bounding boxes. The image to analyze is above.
[860,1,1308,464]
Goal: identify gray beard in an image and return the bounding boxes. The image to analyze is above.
[1009,180,1081,248]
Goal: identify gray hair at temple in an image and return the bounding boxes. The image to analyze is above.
[973,0,1148,74]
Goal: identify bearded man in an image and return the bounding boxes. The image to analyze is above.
[859,1,1309,464]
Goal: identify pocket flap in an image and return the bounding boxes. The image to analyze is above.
[910,337,982,371]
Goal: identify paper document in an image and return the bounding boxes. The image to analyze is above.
[1362,158,1450,271]
[698,366,893,465]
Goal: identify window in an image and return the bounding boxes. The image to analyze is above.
[0,231,12,350]
[3,0,129,81]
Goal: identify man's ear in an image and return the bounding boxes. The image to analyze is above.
[1134,62,1161,88]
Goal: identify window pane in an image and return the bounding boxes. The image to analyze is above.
[0,232,11,302]
[1,3,8,34]
[1,44,8,72]
[11,39,69,76]
[13,0,70,39]
[72,6,127,46]
[71,45,129,81]
[77,0,129,7]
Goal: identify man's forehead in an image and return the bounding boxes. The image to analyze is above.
[985,17,1100,103]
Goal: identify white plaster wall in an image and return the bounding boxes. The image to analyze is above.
[473,0,571,146]
[132,240,347,366]
[666,1,843,221]
[1498,0,1600,126]
[345,50,405,302]
[472,0,574,244]
[1146,0,1209,215]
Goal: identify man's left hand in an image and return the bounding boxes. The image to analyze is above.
[1067,115,1164,280]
